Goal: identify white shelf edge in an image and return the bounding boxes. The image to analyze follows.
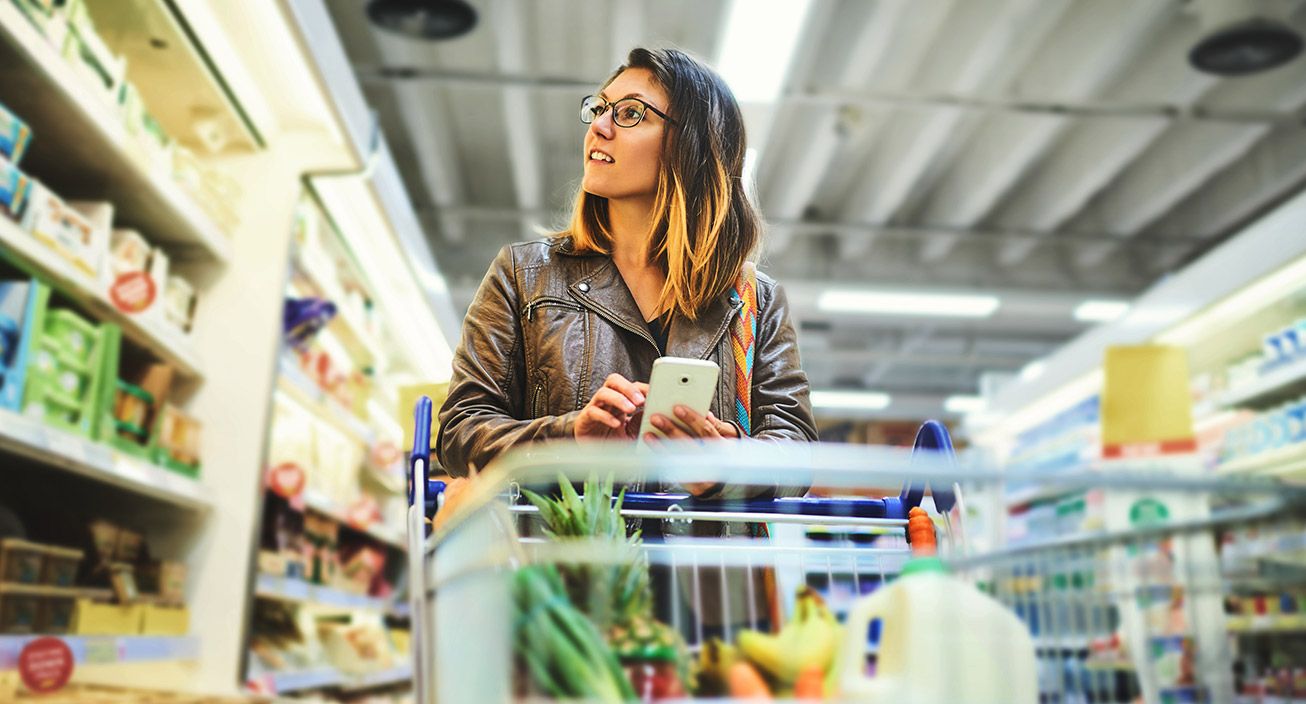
[0,217,204,379]
[0,635,199,669]
[1219,356,1306,410]
[254,573,397,614]
[0,2,232,264]
[261,663,412,695]
[0,406,209,509]
[1216,441,1306,477]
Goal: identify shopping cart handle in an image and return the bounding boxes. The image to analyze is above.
[900,420,957,513]
[409,396,434,508]
[620,492,904,520]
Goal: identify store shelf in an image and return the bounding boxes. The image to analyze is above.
[0,217,203,379]
[1227,614,1306,634]
[1216,442,1306,478]
[1033,635,1092,651]
[259,663,412,695]
[1219,356,1306,410]
[0,406,210,510]
[0,2,231,263]
[289,259,383,368]
[301,489,405,550]
[0,635,199,670]
[277,358,375,447]
[255,573,394,613]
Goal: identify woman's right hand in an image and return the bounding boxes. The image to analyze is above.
[574,373,649,440]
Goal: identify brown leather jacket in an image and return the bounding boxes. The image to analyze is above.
[436,237,818,486]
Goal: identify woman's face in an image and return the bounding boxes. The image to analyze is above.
[581,68,670,203]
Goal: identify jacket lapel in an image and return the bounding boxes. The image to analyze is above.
[669,290,744,361]
[567,256,658,349]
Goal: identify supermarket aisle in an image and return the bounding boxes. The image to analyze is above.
[2,0,1306,702]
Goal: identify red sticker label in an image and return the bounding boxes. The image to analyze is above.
[18,637,74,694]
[267,462,307,509]
[109,272,157,314]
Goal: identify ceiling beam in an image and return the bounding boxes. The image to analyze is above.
[386,66,466,243]
[914,0,1177,263]
[837,0,1073,259]
[758,0,917,257]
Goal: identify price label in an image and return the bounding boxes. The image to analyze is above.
[18,637,74,694]
[83,638,117,665]
[108,272,156,314]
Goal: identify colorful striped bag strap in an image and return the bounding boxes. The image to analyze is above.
[730,261,759,436]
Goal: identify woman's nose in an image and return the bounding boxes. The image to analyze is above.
[588,106,615,139]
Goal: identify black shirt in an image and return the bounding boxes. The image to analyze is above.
[646,317,669,356]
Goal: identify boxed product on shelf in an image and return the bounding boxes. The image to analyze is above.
[0,102,32,166]
[163,274,196,333]
[135,559,186,603]
[172,144,240,233]
[116,81,172,171]
[0,590,40,634]
[72,597,141,635]
[60,1,127,106]
[0,279,42,411]
[139,602,188,636]
[12,0,74,49]
[0,155,31,220]
[105,228,169,319]
[21,182,108,278]
[21,305,114,436]
[154,403,201,475]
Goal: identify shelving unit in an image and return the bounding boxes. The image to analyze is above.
[0,1,232,263]
[301,489,405,550]
[0,217,203,378]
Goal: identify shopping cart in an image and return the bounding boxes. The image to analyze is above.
[405,396,1306,703]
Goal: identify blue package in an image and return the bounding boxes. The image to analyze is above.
[0,155,30,219]
[0,103,31,166]
[0,280,37,410]
[1288,400,1306,444]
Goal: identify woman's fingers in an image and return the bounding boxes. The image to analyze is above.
[672,405,720,438]
[603,373,647,406]
[580,404,623,430]
[706,411,740,439]
[592,386,638,415]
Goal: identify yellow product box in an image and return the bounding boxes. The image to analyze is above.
[21,182,108,278]
[73,598,141,635]
[139,603,188,636]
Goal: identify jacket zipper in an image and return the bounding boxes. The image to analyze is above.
[531,381,545,417]
[525,297,583,321]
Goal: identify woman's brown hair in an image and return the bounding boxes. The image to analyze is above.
[563,47,760,321]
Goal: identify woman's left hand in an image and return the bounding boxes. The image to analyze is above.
[647,406,739,497]
[647,406,739,442]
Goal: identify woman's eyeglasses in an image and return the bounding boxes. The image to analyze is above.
[580,95,676,128]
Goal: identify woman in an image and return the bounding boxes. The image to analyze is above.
[436,47,817,494]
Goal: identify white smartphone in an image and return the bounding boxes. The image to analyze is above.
[637,357,721,443]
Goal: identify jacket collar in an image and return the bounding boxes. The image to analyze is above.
[567,254,744,360]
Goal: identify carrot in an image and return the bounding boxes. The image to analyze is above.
[433,477,469,530]
[728,661,772,700]
[793,664,824,700]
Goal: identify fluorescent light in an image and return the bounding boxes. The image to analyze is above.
[1074,299,1131,323]
[944,395,987,414]
[818,290,1001,318]
[716,0,815,102]
[1020,360,1046,382]
[811,390,891,410]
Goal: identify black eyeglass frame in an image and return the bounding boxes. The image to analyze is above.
[579,95,677,128]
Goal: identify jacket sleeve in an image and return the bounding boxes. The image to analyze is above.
[719,278,818,500]
[436,246,578,476]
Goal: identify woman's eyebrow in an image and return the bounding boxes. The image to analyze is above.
[599,91,650,102]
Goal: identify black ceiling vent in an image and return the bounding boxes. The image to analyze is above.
[367,0,478,41]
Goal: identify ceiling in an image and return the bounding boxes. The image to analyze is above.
[325,0,1306,418]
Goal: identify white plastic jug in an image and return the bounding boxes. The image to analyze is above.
[833,558,1038,704]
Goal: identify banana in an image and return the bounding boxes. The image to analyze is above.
[695,637,739,696]
[738,587,841,687]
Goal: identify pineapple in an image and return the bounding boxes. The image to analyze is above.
[523,475,692,693]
